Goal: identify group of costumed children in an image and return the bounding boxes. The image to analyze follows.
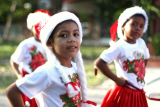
[6,5,151,107]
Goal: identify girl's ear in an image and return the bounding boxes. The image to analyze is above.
[122,26,125,30]
[122,26,125,33]
[46,39,52,47]
[121,26,125,35]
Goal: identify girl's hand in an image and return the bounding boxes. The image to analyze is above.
[115,77,126,86]
[17,74,22,79]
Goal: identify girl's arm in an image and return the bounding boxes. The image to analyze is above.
[145,59,148,66]
[6,82,25,107]
[10,59,22,79]
[94,57,126,86]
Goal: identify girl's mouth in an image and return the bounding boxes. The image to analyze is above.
[135,32,140,36]
[67,46,77,51]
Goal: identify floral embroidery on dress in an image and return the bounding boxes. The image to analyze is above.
[60,73,81,107]
[122,51,145,83]
[29,45,46,71]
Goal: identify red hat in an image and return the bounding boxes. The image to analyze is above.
[110,6,148,41]
[110,20,118,41]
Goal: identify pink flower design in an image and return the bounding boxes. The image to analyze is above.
[133,58,145,81]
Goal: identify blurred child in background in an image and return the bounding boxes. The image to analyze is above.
[10,9,50,107]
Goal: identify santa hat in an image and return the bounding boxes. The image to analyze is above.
[110,6,148,41]
[35,11,96,106]
[26,9,50,30]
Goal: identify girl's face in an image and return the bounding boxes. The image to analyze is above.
[122,16,145,43]
[49,20,80,64]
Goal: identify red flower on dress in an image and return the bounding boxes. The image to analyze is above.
[30,52,46,71]
[122,56,145,83]
[123,60,129,71]
[29,45,36,51]
[133,58,145,81]
[72,92,81,106]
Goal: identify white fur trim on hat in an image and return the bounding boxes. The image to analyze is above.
[40,11,83,46]
[117,6,148,39]
[27,12,50,30]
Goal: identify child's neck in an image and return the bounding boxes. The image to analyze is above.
[34,38,41,42]
[124,38,136,44]
[59,58,72,68]
[61,62,72,68]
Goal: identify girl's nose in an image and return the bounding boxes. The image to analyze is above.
[136,25,141,31]
[68,35,75,43]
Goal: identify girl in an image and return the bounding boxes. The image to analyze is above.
[94,6,150,107]
[6,11,96,107]
[10,9,50,107]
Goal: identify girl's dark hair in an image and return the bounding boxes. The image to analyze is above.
[122,14,146,27]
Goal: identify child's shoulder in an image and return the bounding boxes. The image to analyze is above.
[20,37,34,44]
[71,61,77,69]
[137,38,146,45]
[35,62,58,75]
[42,62,57,70]
[137,38,144,42]
[113,39,125,48]
[116,39,124,44]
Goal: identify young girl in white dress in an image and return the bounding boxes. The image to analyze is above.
[94,6,150,107]
[6,11,96,107]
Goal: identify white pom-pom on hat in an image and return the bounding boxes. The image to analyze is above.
[26,9,50,30]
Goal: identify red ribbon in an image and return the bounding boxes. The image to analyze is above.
[126,81,144,92]
[66,82,78,91]
[95,68,97,76]
[81,100,97,106]
[147,96,160,101]
[126,81,160,101]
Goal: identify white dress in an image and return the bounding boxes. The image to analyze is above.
[11,37,47,74]
[16,61,81,107]
[100,38,150,89]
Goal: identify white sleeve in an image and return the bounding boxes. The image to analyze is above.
[16,66,50,98]
[144,45,150,59]
[11,41,27,64]
[140,38,150,59]
[100,45,121,64]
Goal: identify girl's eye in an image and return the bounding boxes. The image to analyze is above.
[140,25,144,28]
[132,22,136,26]
[73,33,79,36]
[60,34,67,37]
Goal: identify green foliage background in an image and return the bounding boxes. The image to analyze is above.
[151,33,160,56]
